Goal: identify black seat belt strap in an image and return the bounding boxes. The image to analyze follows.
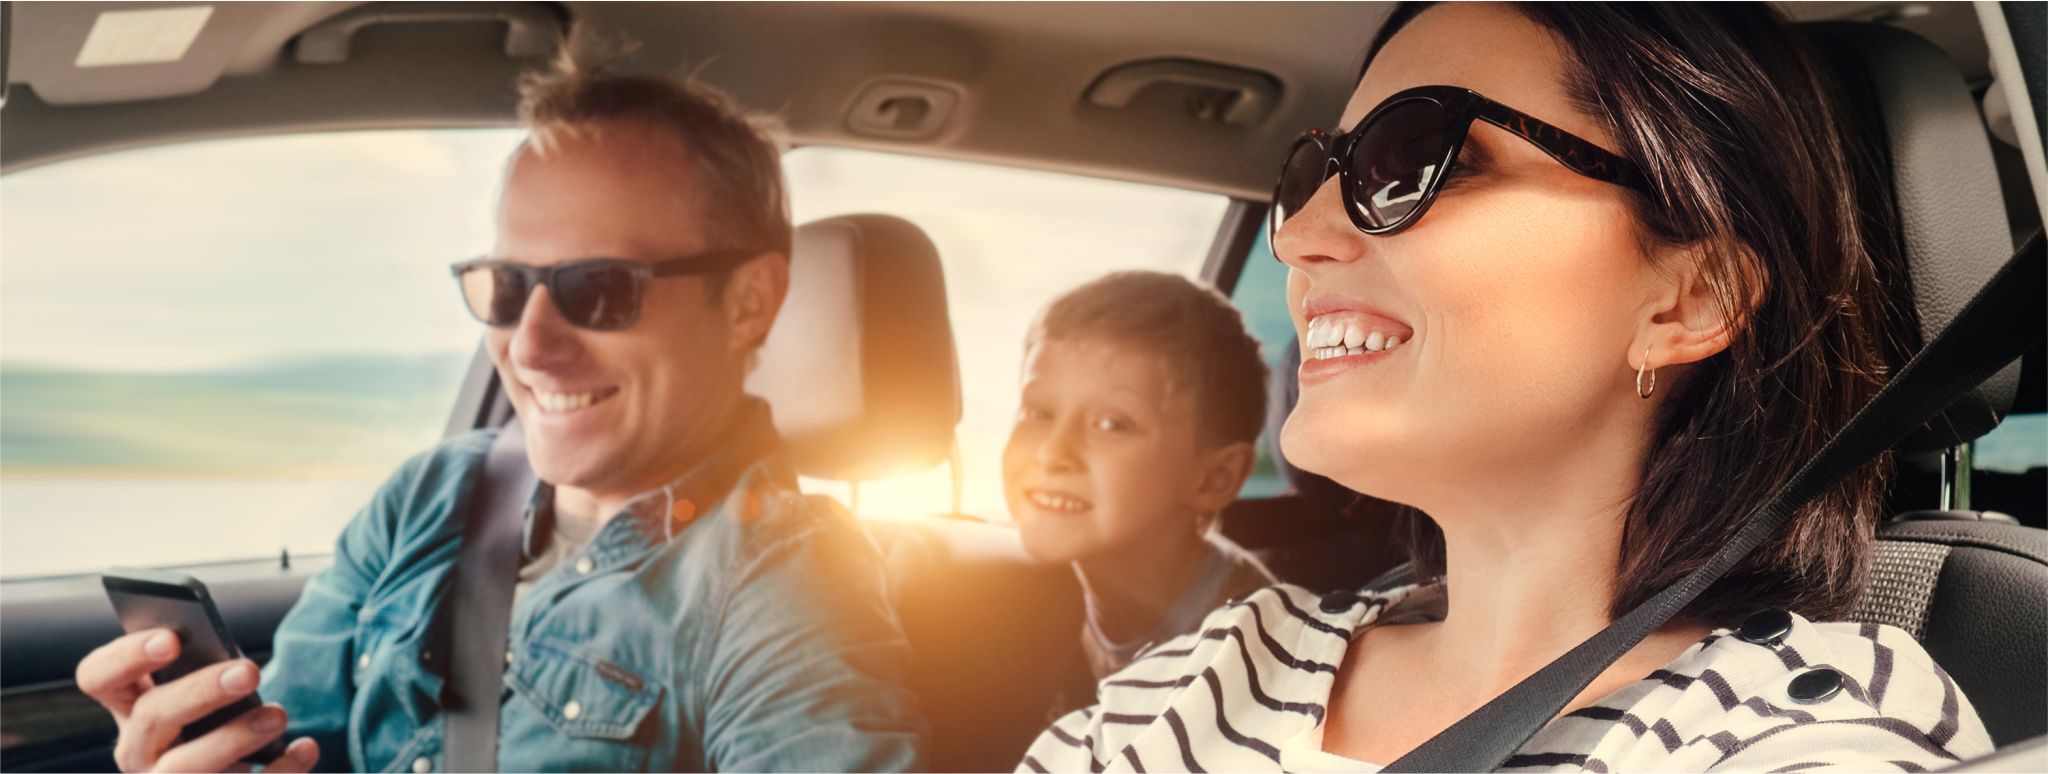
[1386,232,2045,771]
[443,420,534,773]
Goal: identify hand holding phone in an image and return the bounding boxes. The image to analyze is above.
[78,568,319,773]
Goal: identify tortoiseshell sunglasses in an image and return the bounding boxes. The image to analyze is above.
[1271,85,1648,245]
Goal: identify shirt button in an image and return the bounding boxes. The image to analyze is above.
[1319,590,1357,614]
[1788,667,1844,703]
[357,654,371,670]
[1737,609,1794,646]
[574,557,595,575]
[504,650,516,666]
[563,700,583,720]
[411,756,432,773]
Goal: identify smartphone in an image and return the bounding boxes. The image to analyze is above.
[101,567,288,764]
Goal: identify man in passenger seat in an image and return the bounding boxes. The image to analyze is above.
[74,55,929,773]
[1004,272,1278,681]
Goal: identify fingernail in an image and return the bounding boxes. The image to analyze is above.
[145,631,176,660]
[291,739,318,765]
[220,661,256,692]
[252,707,284,733]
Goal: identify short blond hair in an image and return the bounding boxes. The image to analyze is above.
[516,48,793,261]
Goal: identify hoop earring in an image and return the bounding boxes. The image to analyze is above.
[1636,344,1657,400]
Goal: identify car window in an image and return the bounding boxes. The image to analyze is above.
[0,129,525,579]
[782,147,1230,518]
[1229,222,1295,498]
[1976,414,2047,474]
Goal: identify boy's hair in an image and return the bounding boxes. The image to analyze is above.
[1027,271,1269,448]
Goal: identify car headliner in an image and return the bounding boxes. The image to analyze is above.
[0,1,1998,199]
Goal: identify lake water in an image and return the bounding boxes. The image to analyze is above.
[0,477,386,579]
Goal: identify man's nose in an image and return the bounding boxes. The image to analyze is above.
[507,285,582,371]
[1272,174,1370,271]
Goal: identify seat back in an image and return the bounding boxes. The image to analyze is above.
[1809,22,2047,747]
[1851,520,2048,746]
[749,214,1086,771]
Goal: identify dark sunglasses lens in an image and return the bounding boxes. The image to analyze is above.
[1350,99,1453,230]
[554,263,642,330]
[1274,138,1334,232]
[460,265,531,327]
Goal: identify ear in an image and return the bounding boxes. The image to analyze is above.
[1188,440,1256,514]
[1631,241,1755,373]
[720,252,790,355]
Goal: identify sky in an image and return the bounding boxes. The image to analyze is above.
[1,129,528,371]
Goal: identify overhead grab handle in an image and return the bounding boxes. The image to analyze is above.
[295,2,564,65]
[1085,58,1282,126]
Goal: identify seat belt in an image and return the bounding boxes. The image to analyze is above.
[443,420,534,773]
[1385,232,2046,772]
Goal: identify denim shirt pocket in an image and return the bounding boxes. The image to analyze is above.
[504,636,664,768]
[351,606,445,771]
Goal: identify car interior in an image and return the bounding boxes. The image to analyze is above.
[2,2,2043,772]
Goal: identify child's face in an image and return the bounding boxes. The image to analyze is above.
[1003,336,1221,563]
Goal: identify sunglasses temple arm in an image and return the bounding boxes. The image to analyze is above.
[651,250,765,277]
[1474,103,1648,191]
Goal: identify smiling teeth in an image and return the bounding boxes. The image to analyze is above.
[1029,491,1090,512]
[1306,318,1407,360]
[535,389,606,413]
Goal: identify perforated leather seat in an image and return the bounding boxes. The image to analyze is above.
[1810,22,2048,748]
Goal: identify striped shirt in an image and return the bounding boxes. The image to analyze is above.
[1018,583,1991,773]
[1081,535,1278,680]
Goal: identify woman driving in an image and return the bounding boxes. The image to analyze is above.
[1017,3,1990,771]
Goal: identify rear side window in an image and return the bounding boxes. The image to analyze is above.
[781,147,1230,518]
[1228,223,1296,498]
[1,129,524,579]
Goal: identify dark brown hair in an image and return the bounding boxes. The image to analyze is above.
[1028,271,1270,449]
[1366,3,1910,623]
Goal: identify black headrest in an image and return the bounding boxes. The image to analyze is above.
[1806,22,2022,452]
[746,214,962,480]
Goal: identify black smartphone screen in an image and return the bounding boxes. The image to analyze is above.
[101,568,288,764]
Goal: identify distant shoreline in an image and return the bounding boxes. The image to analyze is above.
[0,465,388,480]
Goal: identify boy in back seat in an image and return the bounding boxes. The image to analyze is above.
[1004,271,1277,679]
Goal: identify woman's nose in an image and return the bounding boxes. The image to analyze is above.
[1272,174,1369,270]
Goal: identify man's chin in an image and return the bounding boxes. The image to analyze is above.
[523,445,612,489]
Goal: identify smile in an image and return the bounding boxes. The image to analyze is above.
[1026,488,1092,513]
[531,386,620,414]
[1303,314,1411,361]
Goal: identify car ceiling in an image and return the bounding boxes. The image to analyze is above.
[0,1,1999,199]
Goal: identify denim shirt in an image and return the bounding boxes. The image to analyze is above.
[259,400,929,772]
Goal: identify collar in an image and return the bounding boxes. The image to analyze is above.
[522,397,788,558]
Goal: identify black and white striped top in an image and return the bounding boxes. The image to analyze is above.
[1018,583,1991,772]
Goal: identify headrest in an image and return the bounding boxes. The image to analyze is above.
[746,214,962,481]
[1806,22,2021,452]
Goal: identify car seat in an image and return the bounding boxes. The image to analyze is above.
[1809,21,2047,748]
[750,214,1091,772]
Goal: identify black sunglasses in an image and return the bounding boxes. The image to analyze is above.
[450,250,760,331]
[1271,85,1648,245]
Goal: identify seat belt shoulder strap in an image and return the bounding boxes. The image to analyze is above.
[442,421,533,773]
